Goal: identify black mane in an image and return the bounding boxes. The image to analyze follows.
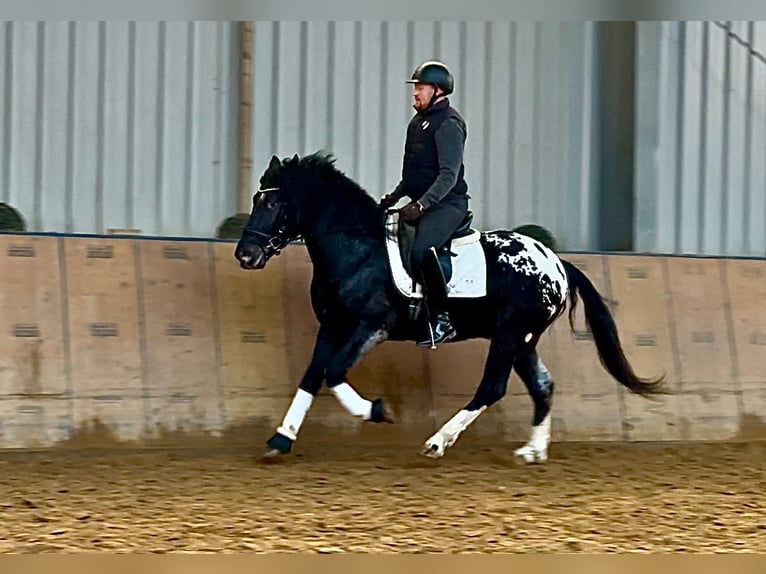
[281,152,379,210]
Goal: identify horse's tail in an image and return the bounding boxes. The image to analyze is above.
[561,260,665,397]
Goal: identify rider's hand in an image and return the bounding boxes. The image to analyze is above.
[399,201,424,223]
[379,193,399,209]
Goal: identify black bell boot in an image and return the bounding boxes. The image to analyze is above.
[417,310,457,347]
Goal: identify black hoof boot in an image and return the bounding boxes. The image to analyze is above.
[370,398,396,424]
[262,432,293,462]
[417,312,457,347]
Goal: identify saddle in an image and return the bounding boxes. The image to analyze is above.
[396,211,475,282]
[384,210,487,299]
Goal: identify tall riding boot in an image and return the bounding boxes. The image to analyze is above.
[416,247,457,347]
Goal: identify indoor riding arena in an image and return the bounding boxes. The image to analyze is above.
[1,20,765,555]
[1,236,764,553]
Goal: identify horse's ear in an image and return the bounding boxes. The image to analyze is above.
[292,153,300,163]
[268,155,281,170]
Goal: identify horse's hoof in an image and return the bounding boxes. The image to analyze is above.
[266,432,293,455]
[260,448,286,464]
[513,445,547,465]
[381,403,396,424]
[370,398,396,424]
[419,443,443,459]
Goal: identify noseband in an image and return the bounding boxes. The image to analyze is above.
[244,187,293,259]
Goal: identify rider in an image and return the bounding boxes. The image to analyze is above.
[379,60,470,346]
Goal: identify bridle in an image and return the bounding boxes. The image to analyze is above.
[242,183,369,262]
[242,187,295,259]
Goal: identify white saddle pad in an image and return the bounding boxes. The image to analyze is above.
[384,211,487,299]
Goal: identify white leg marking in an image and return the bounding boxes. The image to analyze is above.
[330,382,373,420]
[423,407,487,458]
[276,388,315,441]
[514,413,551,464]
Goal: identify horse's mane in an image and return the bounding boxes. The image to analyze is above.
[281,152,378,209]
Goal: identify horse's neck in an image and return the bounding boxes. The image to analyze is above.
[298,196,379,242]
[302,211,383,279]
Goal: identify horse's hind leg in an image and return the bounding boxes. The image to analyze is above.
[512,350,554,464]
[421,333,517,458]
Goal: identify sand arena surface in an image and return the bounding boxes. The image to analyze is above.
[0,441,764,553]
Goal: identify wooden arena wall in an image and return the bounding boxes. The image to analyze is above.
[0,234,764,449]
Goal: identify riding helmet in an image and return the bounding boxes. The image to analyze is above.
[406,61,454,95]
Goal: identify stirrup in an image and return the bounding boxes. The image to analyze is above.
[417,315,457,348]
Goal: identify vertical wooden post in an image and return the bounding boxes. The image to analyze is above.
[237,21,254,214]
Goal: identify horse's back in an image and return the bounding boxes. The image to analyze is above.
[480,230,569,318]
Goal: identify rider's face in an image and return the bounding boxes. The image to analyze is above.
[412,83,438,112]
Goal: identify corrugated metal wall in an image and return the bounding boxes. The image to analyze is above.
[5,21,760,255]
[635,21,766,257]
[251,21,602,250]
[0,21,239,237]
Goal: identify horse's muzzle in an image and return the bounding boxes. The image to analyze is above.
[235,244,267,270]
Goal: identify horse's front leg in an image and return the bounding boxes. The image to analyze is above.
[263,325,335,459]
[325,321,395,424]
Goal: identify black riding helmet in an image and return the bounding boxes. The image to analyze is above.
[406,60,454,95]
[406,61,454,111]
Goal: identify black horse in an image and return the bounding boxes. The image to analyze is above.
[235,152,664,462]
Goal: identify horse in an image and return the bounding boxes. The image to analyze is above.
[234,152,665,463]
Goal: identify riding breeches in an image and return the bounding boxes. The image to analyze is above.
[409,195,468,270]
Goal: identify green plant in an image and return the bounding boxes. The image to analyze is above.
[215,213,250,240]
[511,223,557,251]
[0,202,26,232]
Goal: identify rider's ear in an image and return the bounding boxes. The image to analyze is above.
[269,155,281,170]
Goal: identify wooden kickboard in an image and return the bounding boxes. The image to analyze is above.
[63,238,146,439]
[0,397,71,449]
[550,255,623,439]
[606,255,682,440]
[280,244,318,384]
[621,392,685,441]
[666,257,735,392]
[677,391,742,441]
[606,255,678,388]
[550,255,619,393]
[0,232,759,448]
[738,387,766,439]
[69,397,147,444]
[428,338,489,397]
[725,259,766,389]
[0,236,67,396]
[213,241,291,425]
[138,240,224,436]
